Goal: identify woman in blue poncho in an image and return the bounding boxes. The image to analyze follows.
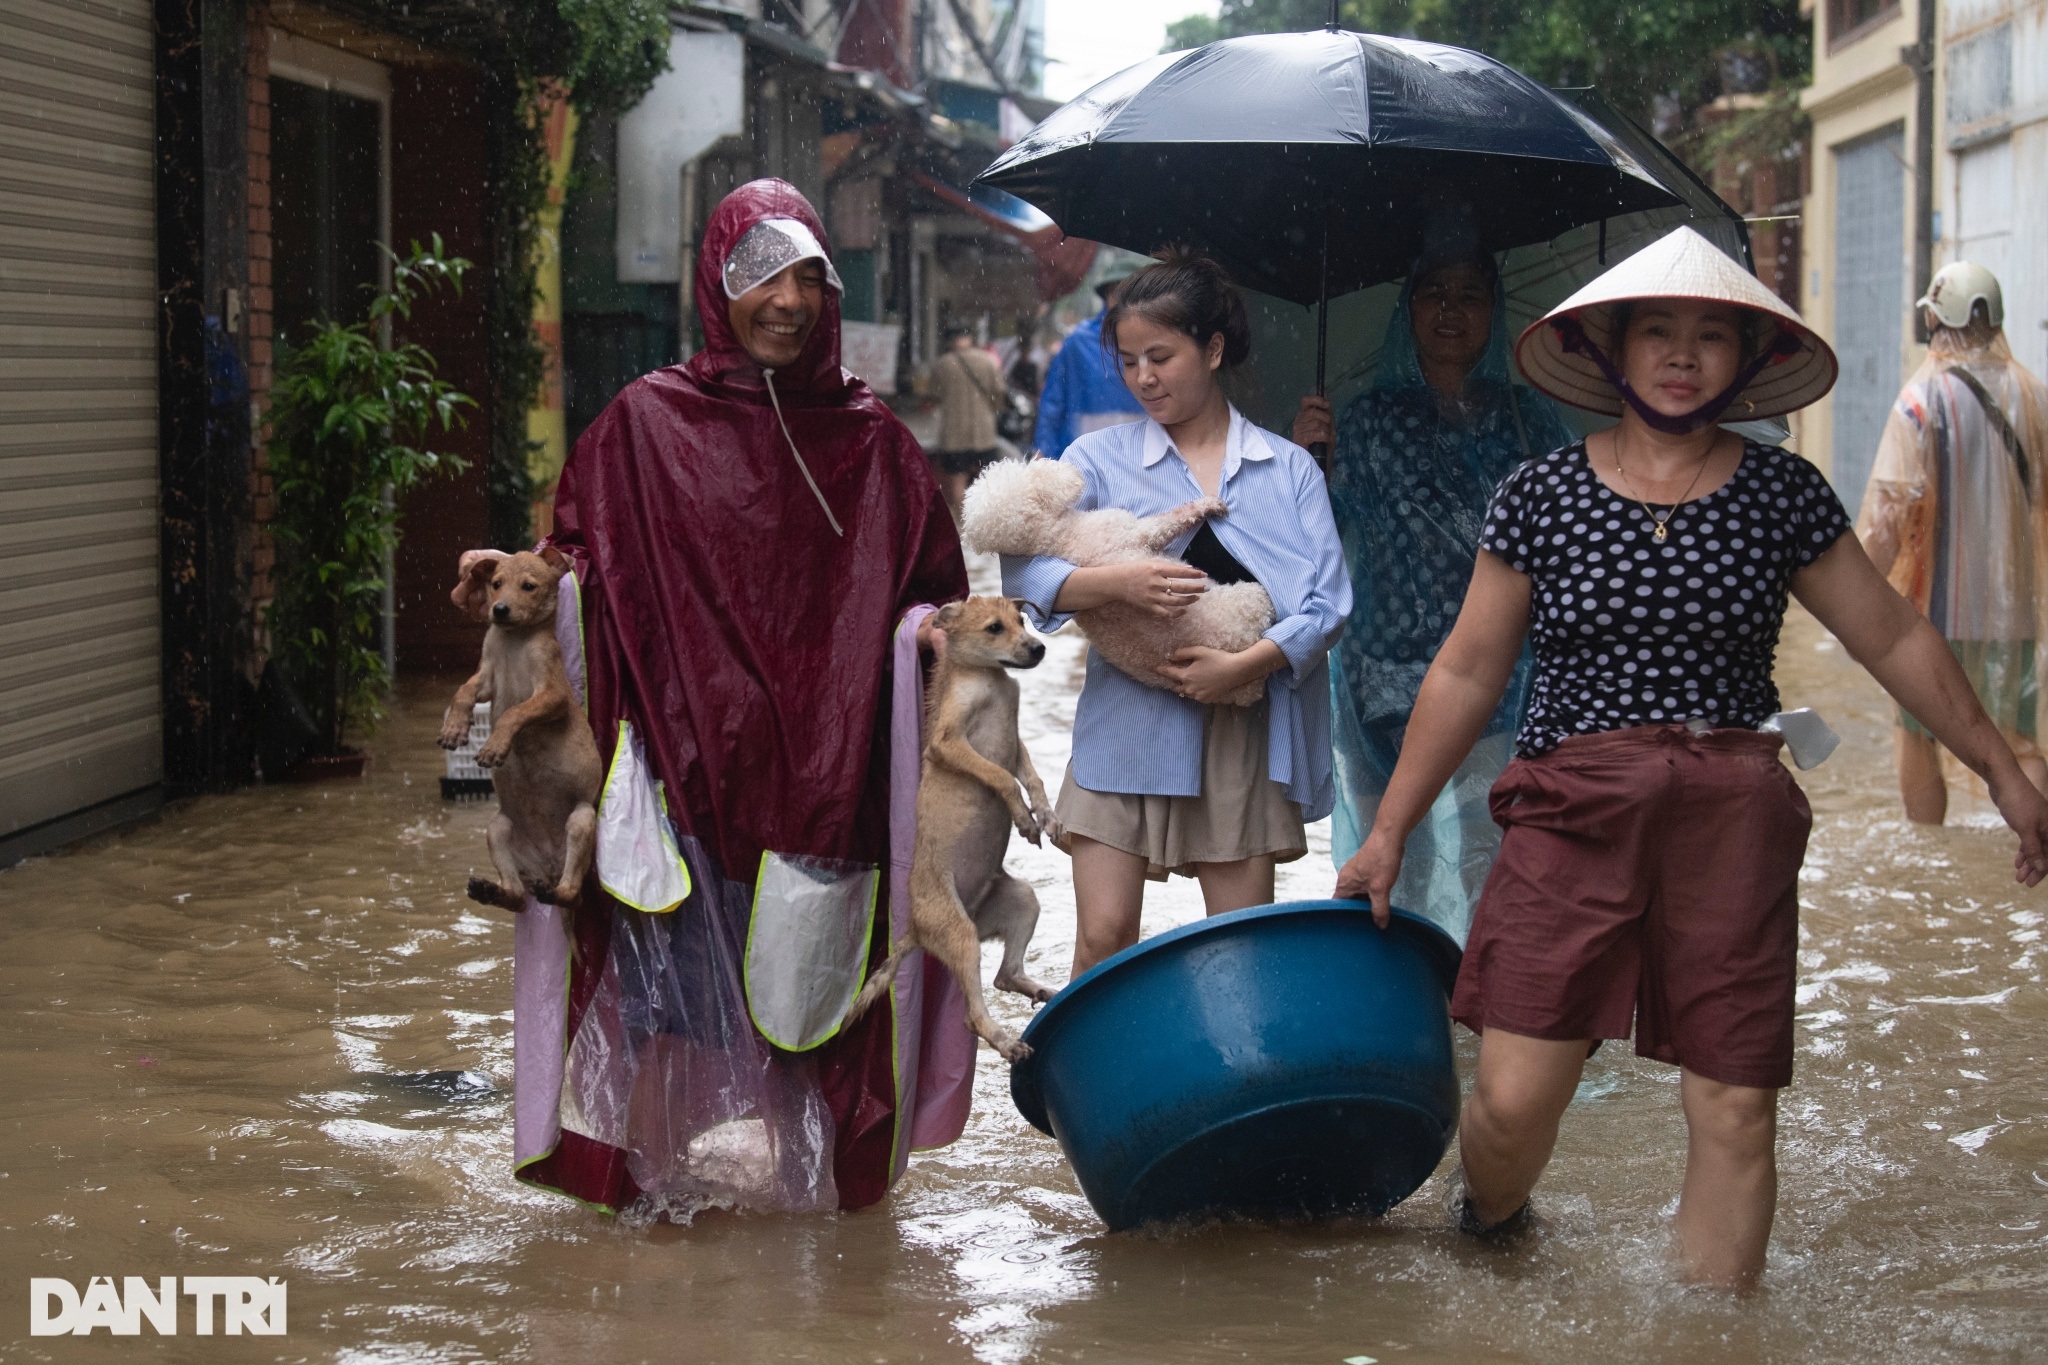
[1293,245,1576,943]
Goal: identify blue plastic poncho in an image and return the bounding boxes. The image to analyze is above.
[1031,313,1145,459]
[1328,273,1576,945]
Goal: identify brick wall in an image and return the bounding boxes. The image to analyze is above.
[245,12,275,646]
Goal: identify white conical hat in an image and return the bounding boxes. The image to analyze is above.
[1515,226,1838,420]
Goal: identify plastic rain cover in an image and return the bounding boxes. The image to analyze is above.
[595,721,692,914]
[565,838,841,1221]
[1858,325,2048,750]
[743,854,879,1053]
[722,218,843,301]
[1328,270,1576,946]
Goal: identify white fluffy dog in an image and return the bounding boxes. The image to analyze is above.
[961,458,1275,706]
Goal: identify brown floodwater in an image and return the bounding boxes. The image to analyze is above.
[4,581,2046,1363]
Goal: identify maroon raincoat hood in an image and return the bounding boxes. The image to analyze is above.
[537,179,966,1213]
[688,177,848,402]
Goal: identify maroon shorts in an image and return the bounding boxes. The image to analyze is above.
[1452,725,1811,1090]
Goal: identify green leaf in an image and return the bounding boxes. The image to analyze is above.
[265,239,474,750]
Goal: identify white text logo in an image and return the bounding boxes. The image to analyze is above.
[29,1277,286,1336]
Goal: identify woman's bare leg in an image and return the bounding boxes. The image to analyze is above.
[1069,834,1148,976]
[1674,1070,1778,1290]
[1458,1028,1587,1225]
[1192,854,1275,917]
[1895,726,1947,824]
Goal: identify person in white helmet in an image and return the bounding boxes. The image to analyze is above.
[1859,262,2048,822]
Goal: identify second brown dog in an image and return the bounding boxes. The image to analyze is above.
[847,596,1058,1062]
[439,548,603,913]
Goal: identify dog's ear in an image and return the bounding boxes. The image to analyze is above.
[932,601,965,631]
[452,550,505,622]
[537,544,572,576]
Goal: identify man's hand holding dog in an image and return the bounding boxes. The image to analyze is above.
[1157,640,1286,704]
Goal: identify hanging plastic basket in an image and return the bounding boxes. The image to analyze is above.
[440,701,494,801]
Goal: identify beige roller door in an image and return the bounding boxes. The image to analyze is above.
[0,0,161,839]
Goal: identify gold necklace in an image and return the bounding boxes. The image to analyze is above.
[1612,435,1712,544]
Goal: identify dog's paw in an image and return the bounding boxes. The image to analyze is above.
[436,719,469,750]
[1190,496,1228,520]
[527,877,558,906]
[1034,809,1063,845]
[466,876,524,912]
[1012,813,1043,846]
[1222,681,1267,708]
[474,738,510,769]
[995,972,1056,1004]
[996,1036,1033,1064]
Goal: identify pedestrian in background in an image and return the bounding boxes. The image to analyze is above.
[928,324,1007,522]
[1859,262,2048,823]
[1032,276,1145,459]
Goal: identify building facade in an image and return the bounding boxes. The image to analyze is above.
[551,0,1070,519]
[0,0,1068,862]
[2,0,554,862]
[1800,0,2041,512]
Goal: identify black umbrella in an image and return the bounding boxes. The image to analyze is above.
[976,20,1691,417]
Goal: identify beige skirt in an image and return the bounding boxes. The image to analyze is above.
[1055,699,1307,881]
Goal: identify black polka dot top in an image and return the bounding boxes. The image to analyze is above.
[1480,439,1853,756]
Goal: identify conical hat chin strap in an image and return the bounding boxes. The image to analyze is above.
[1550,315,1803,435]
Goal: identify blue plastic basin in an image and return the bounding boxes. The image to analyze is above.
[1010,899,1462,1231]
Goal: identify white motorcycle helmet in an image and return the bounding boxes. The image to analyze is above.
[1917,261,2004,329]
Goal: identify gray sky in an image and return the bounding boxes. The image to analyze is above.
[1040,0,1218,101]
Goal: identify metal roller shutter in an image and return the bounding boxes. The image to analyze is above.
[1830,126,1907,522]
[0,0,161,839]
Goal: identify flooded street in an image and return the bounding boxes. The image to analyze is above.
[4,557,2046,1363]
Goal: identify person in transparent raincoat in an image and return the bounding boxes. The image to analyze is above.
[1858,262,2048,823]
[1292,246,1575,943]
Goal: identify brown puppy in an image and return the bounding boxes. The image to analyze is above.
[847,596,1058,1062]
[439,549,603,912]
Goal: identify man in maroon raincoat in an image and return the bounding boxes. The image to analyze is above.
[512,180,969,1217]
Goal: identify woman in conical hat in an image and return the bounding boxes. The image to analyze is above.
[1336,226,2048,1287]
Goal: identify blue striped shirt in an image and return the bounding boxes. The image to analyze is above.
[1003,408,1351,818]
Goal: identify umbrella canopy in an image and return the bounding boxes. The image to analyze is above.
[978,29,1683,305]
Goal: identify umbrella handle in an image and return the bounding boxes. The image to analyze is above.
[1311,212,1331,472]
[1311,333,1330,469]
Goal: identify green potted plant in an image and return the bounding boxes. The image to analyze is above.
[265,238,475,776]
